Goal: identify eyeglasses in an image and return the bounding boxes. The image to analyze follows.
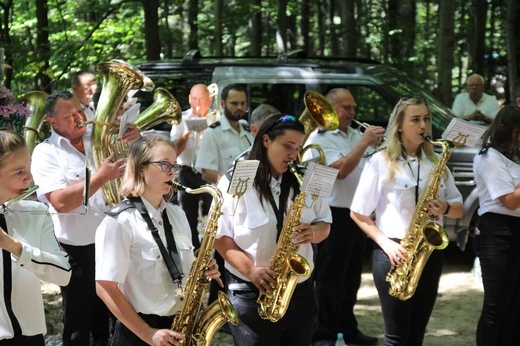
[144,161,181,173]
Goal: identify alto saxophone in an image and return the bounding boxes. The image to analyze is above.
[257,162,312,322]
[169,181,238,345]
[386,135,453,301]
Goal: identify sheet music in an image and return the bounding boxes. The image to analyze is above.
[118,103,141,137]
[441,118,487,147]
[227,160,260,196]
[185,117,208,132]
[301,162,339,198]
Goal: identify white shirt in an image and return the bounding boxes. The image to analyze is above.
[451,92,500,119]
[195,115,253,174]
[95,197,194,316]
[170,110,202,167]
[474,147,520,217]
[1,200,71,340]
[350,151,463,239]
[216,174,332,283]
[304,127,369,208]
[31,130,108,246]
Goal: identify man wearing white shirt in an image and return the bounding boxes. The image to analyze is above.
[170,84,213,249]
[452,74,500,124]
[71,70,97,121]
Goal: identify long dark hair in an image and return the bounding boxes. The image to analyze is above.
[482,105,520,162]
[249,113,305,209]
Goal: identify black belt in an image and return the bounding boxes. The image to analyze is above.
[138,312,175,329]
[226,270,312,292]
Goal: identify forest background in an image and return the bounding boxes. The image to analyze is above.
[0,0,519,107]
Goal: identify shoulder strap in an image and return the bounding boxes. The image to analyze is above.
[127,197,184,286]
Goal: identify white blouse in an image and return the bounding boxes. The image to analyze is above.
[474,147,520,217]
[216,174,332,283]
[351,151,463,239]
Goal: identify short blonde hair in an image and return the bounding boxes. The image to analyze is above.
[119,135,177,201]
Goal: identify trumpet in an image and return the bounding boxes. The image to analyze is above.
[351,119,386,149]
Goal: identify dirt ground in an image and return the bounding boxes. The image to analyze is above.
[42,241,483,345]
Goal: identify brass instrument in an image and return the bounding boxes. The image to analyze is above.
[257,162,311,322]
[386,135,454,301]
[206,83,220,125]
[298,91,339,165]
[351,118,386,148]
[22,91,49,153]
[168,181,238,345]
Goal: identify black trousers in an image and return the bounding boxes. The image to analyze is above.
[372,240,443,346]
[177,166,212,249]
[312,207,367,343]
[60,243,109,346]
[226,272,318,346]
[0,335,44,346]
[475,212,520,346]
[109,314,174,346]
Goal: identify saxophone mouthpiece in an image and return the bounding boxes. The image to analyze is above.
[168,180,191,193]
[421,133,432,142]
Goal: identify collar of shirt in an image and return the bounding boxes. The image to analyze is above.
[140,196,167,223]
[269,175,283,203]
[219,114,248,137]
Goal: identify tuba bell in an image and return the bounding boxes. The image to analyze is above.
[22,91,49,154]
[298,91,339,164]
[91,60,153,206]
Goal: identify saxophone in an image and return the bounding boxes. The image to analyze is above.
[257,162,312,322]
[386,135,453,301]
[169,181,238,345]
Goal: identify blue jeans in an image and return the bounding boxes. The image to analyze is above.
[475,212,520,346]
[372,241,442,346]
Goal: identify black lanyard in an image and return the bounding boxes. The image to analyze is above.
[406,158,421,206]
[129,197,184,287]
[1,214,22,336]
[266,181,289,242]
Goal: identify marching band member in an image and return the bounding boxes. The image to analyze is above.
[95,135,221,346]
[215,114,331,346]
[0,129,70,345]
[350,96,463,345]
[473,105,520,346]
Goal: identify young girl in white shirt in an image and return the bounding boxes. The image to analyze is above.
[350,97,463,346]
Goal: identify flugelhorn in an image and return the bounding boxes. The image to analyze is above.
[352,118,386,148]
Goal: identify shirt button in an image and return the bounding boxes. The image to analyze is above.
[156,255,161,259]
[159,221,163,226]
[405,184,408,188]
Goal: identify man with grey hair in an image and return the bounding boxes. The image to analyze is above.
[452,74,500,124]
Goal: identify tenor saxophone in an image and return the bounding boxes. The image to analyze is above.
[169,181,238,345]
[386,135,452,301]
[257,162,312,322]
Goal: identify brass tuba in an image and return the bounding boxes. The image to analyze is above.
[169,181,238,345]
[298,91,339,165]
[22,91,49,154]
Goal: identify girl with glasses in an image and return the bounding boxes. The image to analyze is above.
[95,135,221,346]
[350,97,463,345]
[214,114,332,346]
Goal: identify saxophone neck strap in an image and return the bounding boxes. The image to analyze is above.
[128,197,184,287]
[266,177,290,242]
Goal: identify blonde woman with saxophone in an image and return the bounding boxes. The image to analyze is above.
[215,114,331,346]
[95,135,222,346]
[350,97,463,346]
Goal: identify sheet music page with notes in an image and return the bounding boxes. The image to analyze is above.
[301,162,339,198]
[119,103,141,137]
[227,160,260,196]
[441,118,487,147]
[185,118,208,132]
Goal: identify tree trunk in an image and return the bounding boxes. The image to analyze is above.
[141,0,161,60]
[438,0,456,106]
[339,0,356,57]
[187,0,198,51]
[36,0,51,92]
[507,0,518,100]
[469,0,487,75]
[330,0,339,56]
[276,0,288,53]
[0,0,13,88]
[214,0,223,55]
[301,0,311,55]
[249,0,262,56]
